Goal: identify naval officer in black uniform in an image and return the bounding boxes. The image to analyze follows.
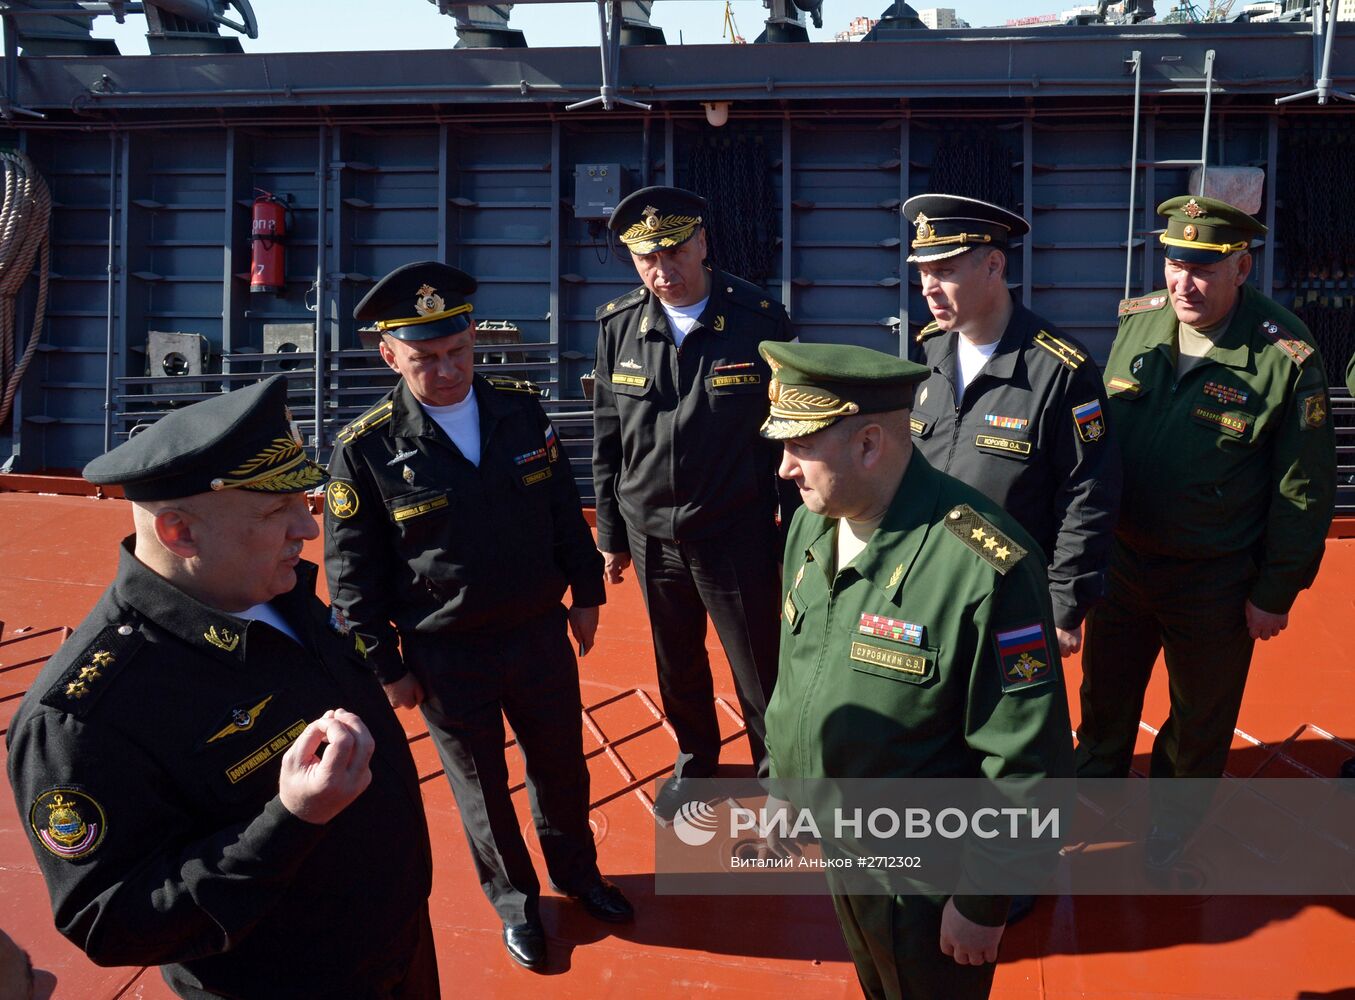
[324,261,631,972]
[592,186,798,819]
[904,194,1120,657]
[6,375,439,999]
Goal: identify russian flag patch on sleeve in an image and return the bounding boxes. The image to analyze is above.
[993,622,1054,692]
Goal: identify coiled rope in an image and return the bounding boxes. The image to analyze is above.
[0,150,52,428]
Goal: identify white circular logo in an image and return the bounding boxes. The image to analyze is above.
[672,800,720,847]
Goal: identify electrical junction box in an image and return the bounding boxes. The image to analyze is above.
[573,163,626,221]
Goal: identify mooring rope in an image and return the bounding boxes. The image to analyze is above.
[0,150,52,429]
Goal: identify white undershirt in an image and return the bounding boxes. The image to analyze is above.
[236,602,301,645]
[422,391,481,467]
[660,295,710,348]
[836,512,887,572]
[954,336,1000,405]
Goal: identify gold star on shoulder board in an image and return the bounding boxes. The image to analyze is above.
[995,545,1011,561]
[983,536,998,551]
[760,300,770,309]
[971,527,986,542]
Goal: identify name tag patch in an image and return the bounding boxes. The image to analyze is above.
[226,720,307,784]
[1191,406,1248,436]
[522,468,552,486]
[392,494,449,522]
[849,640,928,676]
[710,374,762,388]
[975,434,1032,456]
[611,373,649,388]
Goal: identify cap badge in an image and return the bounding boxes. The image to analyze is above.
[713,316,726,333]
[642,206,661,231]
[1183,198,1204,219]
[415,283,446,317]
[914,213,933,241]
[1182,224,1198,242]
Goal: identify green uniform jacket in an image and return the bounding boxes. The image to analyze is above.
[765,453,1074,924]
[1106,284,1336,613]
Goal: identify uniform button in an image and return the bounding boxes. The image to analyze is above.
[117,625,133,636]
[726,287,733,293]
[949,510,961,521]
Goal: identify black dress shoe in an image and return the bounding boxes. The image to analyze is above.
[502,920,547,970]
[568,877,634,924]
[653,775,716,823]
[1144,825,1185,870]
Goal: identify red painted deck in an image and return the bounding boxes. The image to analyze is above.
[2,489,1353,1000]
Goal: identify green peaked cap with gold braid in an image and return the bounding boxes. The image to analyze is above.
[758,341,929,440]
[83,374,328,500]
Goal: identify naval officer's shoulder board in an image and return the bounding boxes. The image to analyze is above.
[484,375,544,397]
[914,320,944,344]
[336,398,394,446]
[40,620,146,719]
[596,286,646,322]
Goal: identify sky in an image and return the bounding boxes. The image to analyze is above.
[89,1,1033,53]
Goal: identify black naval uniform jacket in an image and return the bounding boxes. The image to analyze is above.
[592,268,798,554]
[325,375,605,686]
[909,300,1121,630]
[5,544,432,1000]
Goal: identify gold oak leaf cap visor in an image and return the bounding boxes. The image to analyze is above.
[609,185,707,256]
[82,374,327,500]
[758,340,930,440]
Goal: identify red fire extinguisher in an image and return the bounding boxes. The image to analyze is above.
[251,190,287,294]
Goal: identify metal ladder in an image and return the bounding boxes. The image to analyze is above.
[1121,47,1218,298]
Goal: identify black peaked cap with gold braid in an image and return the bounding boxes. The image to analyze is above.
[758,341,929,440]
[609,185,706,255]
[902,193,1029,264]
[83,375,327,500]
[1156,195,1266,264]
[354,260,477,342]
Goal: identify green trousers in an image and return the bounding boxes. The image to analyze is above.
[1076,540,1257,780]
[825,879,997,1000]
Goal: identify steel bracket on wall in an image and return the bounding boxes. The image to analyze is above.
[565,0,651,112]
[1276,0,1355,106]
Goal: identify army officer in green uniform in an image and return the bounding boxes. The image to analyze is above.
[760,341,1074,1000]
[1076,199,1336,845]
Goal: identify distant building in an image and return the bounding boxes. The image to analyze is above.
[1340,0,1355,21]
[918,7,958,28]
[1006,12,1061,24]
[835,15,878,40]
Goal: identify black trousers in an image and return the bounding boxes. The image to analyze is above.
[413,607,600,926]
[626,514,782,780]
